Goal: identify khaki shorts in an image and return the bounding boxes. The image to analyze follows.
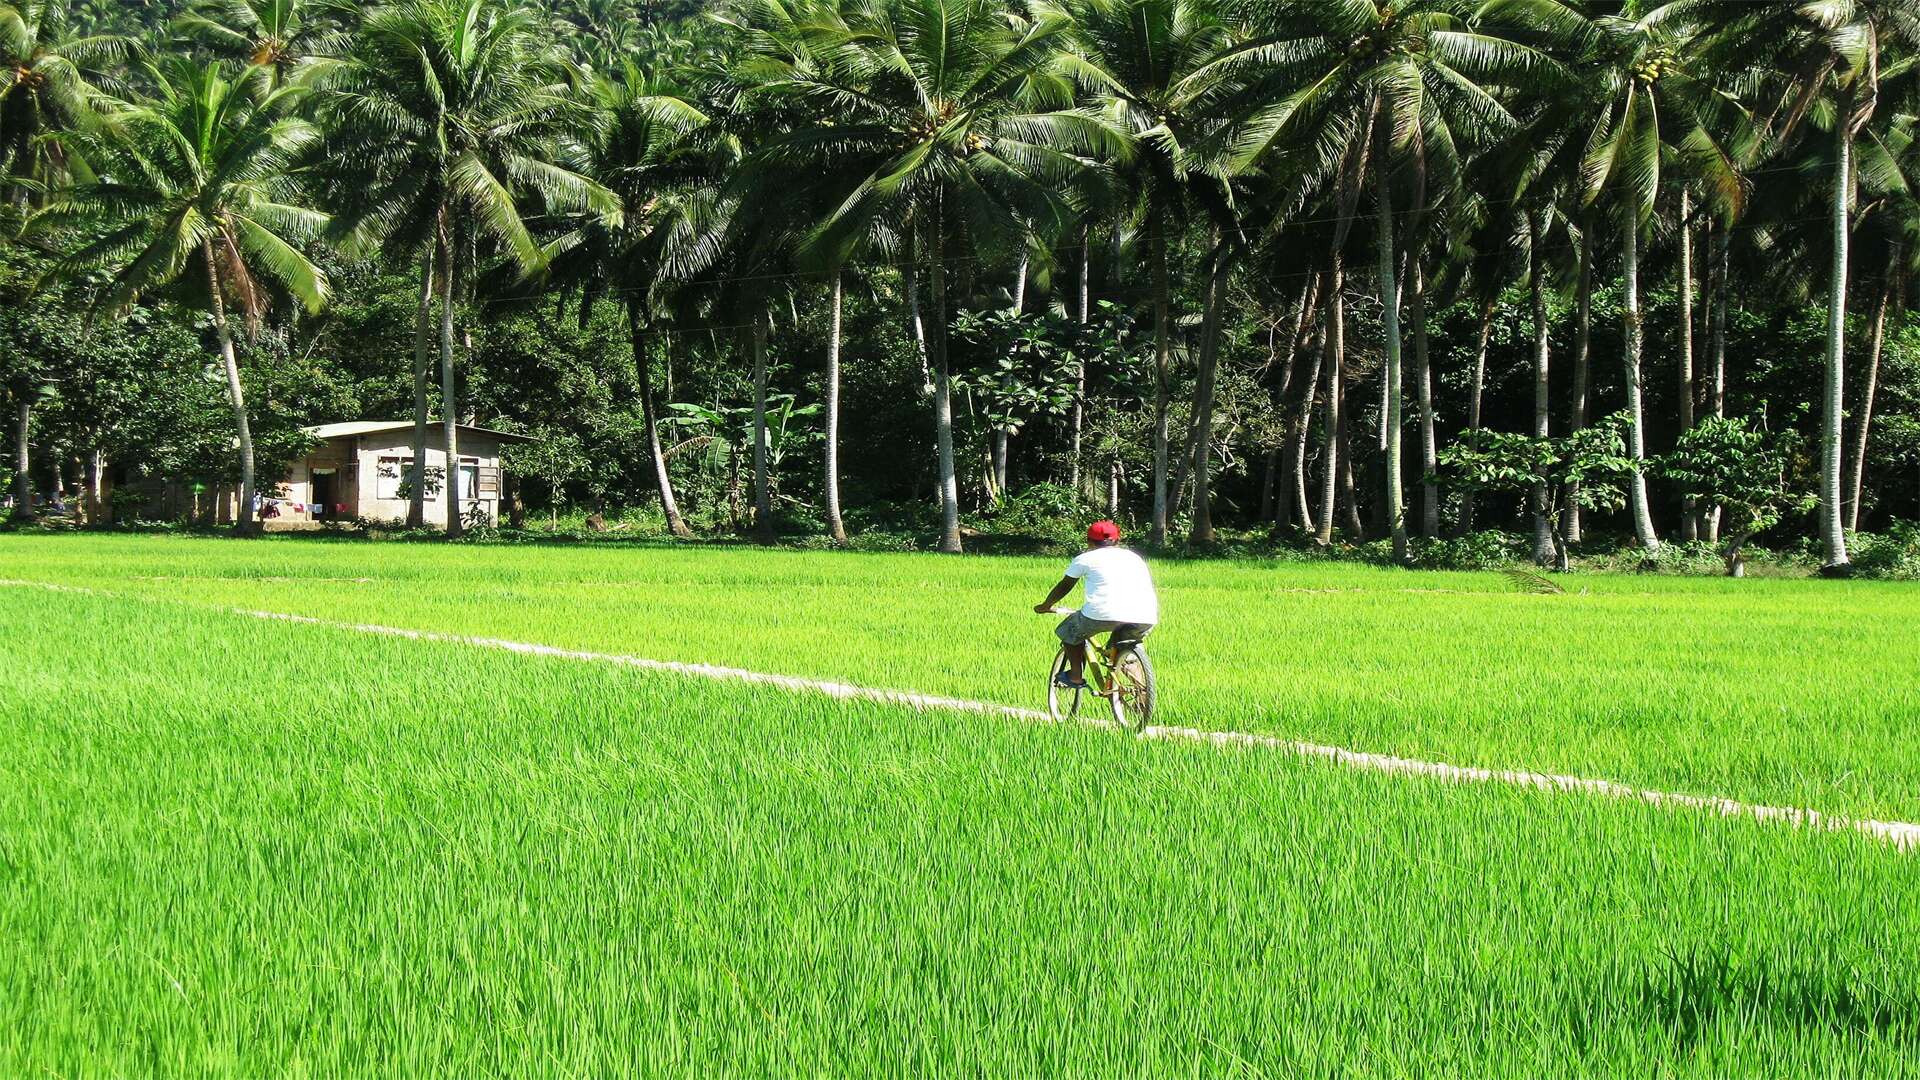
[1056,610,1153,648]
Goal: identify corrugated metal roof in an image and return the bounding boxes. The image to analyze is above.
[304,421,536,443]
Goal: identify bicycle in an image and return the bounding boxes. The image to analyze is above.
[1045,607,1156,732]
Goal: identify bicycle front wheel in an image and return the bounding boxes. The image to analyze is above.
[1107,645,1155,732]
[1046,647,1090,723]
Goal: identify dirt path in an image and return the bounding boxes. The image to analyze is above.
[6,576,1916,851]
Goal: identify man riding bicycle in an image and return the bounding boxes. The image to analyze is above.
[1034,520,1159,689]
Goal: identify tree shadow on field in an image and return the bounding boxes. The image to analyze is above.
[1622,947,1920,1051]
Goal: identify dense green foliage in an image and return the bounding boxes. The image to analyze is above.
[1,0,1917,568]
[4,537,1920,1075]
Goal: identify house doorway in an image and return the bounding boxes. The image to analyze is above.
[312,470,336,520]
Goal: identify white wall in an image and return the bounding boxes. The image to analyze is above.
[353,431,505,526]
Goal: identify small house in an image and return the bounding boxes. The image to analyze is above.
[262,421,534,528]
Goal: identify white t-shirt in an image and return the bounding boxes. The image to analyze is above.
[1066,546,1159,624]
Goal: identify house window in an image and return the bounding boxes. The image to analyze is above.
[376,457,413,501]
[459,458,480,500]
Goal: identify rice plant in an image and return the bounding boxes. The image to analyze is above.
[2,578,1917,1076]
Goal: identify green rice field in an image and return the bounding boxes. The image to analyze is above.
[3,533,1918,1075]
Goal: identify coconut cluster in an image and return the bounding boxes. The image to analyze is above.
[1633,52,1678,84]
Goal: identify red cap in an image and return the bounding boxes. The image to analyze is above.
[1087,520,1121,544]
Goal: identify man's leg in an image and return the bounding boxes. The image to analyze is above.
[1065,642,1086,681]
[1055,613,1099,687]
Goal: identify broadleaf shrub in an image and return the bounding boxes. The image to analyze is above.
[1408,531,1528,571]
[1850,522,1920,580]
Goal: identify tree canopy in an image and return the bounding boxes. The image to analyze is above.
[2,0,1916,572]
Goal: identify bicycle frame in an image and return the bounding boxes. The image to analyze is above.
[1081,645,1116,697]
[1045,606,1154,732]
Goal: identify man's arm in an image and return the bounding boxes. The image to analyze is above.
[1033,575,1078,614]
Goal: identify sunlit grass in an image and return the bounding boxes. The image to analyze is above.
[3,583,1917,1076]
[4,533,1917,819]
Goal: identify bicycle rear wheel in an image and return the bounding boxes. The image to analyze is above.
[1046,647,1090,723]
[1107,645,1155,732]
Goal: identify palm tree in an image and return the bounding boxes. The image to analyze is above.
[2,1,127,524]
[546,60,710,539]
[1501,0,1745,553]
[1045,0,1230,545]
[321,0,614,537]
[1429,167,1523,538]
[748,0,1106,553]
[0,245,50,523]
[719,0,875,545]
[1469,58,1587,561]
[1847,95,1917,529]
[173,0,350,90]
[1,0,128,191]
[40,57,330,535]
[1678,0,1920,567]
[1209,0,1555,562]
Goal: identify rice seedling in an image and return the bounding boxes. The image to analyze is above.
[4,533,1916,819]
[2,582,1917,1077]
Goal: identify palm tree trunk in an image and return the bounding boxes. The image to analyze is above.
[1710,228,1729,420]
[1337,370,1363,539]
[664,332,676,404]
[1706,222,1730,542]
[1820,101,1853,568]
[1376,154,1407,563]
[630,299,692,540]
[1846,250,1896,531]
[1260,448,1279,524]
[1169,408,1203,522]
[10,395,31,523]
[1678,190,1698,542]
[436,226,462,538]
[1370,350,1389,538]
[1403,145,1437,541]
[1704,214,1720,390]
[727,441,742,532]
[1266,277,1314,528]
[1278,274,1318,385]
[1567,225,1594,543]
[991,251,1030,497]
[1292,295,1325,531]
[84,448,104,525]
[825,269,848,544]
[927,202,963,553]
[904,219,932,396]
[1189,247,1228,545]
[1529,211,1553,565]
[751,315,774,545]
[1458,299,1494,534]
[1149,212,1172,546]
[408,246,433,529]
[1070,224,1090,496]
[1316,275,1343,545]
[1315,104,1373,545]
[1621,212,1659,552]
[1411,259,1437,538]
[202,239,257,536]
